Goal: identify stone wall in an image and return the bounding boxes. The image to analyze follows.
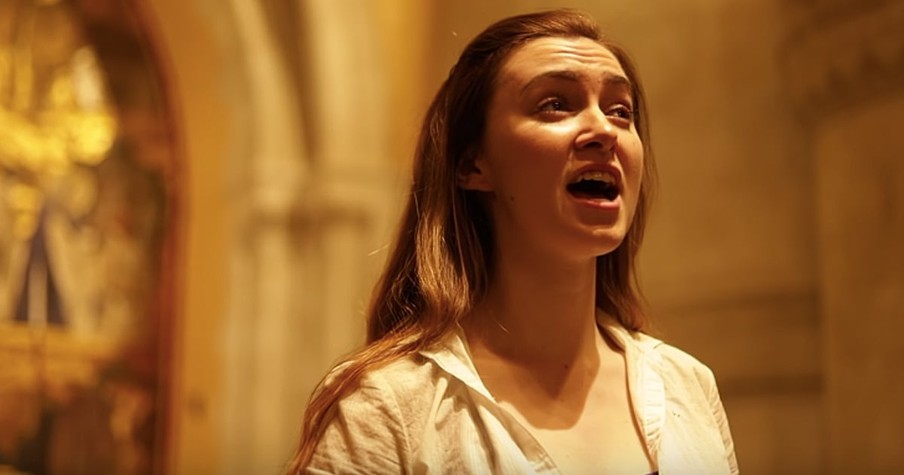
[148,0,902,472]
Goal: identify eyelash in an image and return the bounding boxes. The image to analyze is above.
[535,97,635,123]
[537,98,569,114]
[607,105,635,122]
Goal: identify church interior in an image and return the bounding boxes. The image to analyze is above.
[0,0,902,473]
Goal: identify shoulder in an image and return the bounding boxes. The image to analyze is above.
[658,341,717,385]
[328,353,441,420]
[629,331,720,393]
[308,354,442,472]
[354,354,442,409]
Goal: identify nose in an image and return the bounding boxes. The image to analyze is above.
[574,108,617,151]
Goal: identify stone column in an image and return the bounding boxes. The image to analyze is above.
[218,0,307,472]
[292,0,433,369]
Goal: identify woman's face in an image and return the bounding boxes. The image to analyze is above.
[462,36,644,262]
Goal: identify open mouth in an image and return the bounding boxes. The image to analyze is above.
[566,170,620,201]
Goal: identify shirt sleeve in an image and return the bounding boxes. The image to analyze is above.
[305,373,412,474]
[701,366,740,475]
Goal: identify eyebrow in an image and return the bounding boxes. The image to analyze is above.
[519,70,633,96]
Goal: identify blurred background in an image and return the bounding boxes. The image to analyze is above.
[0,0,901,473]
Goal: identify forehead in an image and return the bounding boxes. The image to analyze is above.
[497,36,626,86]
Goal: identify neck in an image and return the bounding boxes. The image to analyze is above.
[464,242,600,367]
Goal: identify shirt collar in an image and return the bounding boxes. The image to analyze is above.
[418,325,497,401]
[418,313,663,398]
[418,312,667,460]
[597,313,666,461]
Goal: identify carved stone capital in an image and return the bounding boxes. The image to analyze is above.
[781,0,904,120]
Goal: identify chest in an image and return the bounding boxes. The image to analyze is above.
[502,386,653,474]
[479,357,653,473]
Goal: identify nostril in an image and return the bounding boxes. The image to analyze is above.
[582,133,617,150]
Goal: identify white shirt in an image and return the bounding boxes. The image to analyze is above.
[307,317,739,474]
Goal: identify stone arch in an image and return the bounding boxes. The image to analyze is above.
[0,0,181,472]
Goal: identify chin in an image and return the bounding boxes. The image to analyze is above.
[584,229,627,257]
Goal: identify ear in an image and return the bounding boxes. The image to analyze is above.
[457,152,494,192]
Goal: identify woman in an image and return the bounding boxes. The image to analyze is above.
[289,9,738,474]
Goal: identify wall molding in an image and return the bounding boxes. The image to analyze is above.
[781,0,904,120]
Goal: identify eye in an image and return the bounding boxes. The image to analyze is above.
[606,104,635,123]
[536,97,570,115]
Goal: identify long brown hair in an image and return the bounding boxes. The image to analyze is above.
[288,9,656,471]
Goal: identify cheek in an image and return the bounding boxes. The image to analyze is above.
[622,139,645,189]
[488,129,568,194]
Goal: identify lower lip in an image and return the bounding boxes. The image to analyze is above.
[571,194,621,210]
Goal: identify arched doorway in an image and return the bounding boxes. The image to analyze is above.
[0,0,180,473]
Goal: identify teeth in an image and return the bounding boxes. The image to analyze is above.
[573,170,616,185]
